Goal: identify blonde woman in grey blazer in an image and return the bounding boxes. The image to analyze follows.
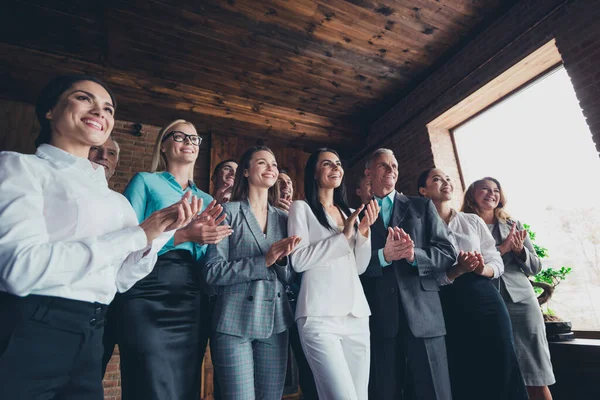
[204,146,301,400]
[463,177,555,400]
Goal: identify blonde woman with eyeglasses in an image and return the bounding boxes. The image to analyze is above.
[116,119,233,400]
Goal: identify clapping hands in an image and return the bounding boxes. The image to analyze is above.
[266,236,302,266]
[174,199,233,245]
[343,200,380,240]
[383,226,415,264]
[499,224,527,257]
[140,191,200,244]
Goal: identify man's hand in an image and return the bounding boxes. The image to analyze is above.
[383,227,415,263]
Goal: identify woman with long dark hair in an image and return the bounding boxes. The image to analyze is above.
[117,119,232,400]
[0,75,196,399]
[463,177,555,400]
[204,146,301,400]
[417,168,527,400]
[288,148,379,400]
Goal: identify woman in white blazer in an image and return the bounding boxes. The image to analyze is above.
[288,148,379,400]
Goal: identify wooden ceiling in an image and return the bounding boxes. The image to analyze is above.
[0,0,515,155]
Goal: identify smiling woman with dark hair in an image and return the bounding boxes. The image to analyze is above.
[0,75,196,399]
[288,148,379,400]
[418,168,527,400]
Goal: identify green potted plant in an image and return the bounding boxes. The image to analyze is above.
[524,223,574,341]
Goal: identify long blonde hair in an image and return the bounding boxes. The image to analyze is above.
[461,177,511,223]
[150,119,198,181]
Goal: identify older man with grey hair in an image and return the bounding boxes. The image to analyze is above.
[360,148,456,400]
[89,136,120,180]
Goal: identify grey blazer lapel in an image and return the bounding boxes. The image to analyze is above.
[391,192,410,228]
[240,200,271,255]
[498,220,512,242]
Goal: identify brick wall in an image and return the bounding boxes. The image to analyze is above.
[349,0,600,198]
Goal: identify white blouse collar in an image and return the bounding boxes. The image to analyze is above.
[36,144,107,182]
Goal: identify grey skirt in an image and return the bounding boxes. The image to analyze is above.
[500,284,556,386]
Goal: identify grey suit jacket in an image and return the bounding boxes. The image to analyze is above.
[495,219,542,303]
[360,193,456,338]
[203,200,295,339]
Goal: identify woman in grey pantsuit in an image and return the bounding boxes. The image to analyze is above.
[463,177,555,400]
[204,146,301,400]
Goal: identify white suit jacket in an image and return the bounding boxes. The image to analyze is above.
[288,200,371,320]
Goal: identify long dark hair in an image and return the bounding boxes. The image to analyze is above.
[304,148,354,231]
[416,168,435,197]
[35,74,117,147]
[231,146,279,204]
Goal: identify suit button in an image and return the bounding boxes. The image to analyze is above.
[90,318,97,326]
[391,288,396,293]
[95,307,102,314]
[247,296,254,301]
[277,292,281,298]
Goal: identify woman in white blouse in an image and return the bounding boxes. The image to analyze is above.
[417,168,527,400]
[0,75,197,400]
[288,148,379,400]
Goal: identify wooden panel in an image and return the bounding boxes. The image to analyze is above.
[0,99,38,154]
[0,0,516,155]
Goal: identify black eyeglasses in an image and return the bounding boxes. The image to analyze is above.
[162,131,202,146]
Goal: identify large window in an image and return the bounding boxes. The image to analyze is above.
[453,65,600,331]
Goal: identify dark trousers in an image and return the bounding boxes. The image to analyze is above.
[198,292,221,400]
[0,292,107,400]
[369,294,451,400]
[117,251,203,400]
[440,274,528,400]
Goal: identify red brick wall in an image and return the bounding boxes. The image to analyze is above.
[103,346,121,400]
[349,0,600,197]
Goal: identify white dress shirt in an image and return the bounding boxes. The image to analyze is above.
[288,201,371,320]
[0,144,172,304]
[447,210,504,279]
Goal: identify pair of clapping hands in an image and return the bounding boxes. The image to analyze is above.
[383,226,415,264]
[498,224,527,257]
[139,192,232,246]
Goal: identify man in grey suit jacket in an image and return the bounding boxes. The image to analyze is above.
[360,149,456,400]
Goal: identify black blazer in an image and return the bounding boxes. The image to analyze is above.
[360,192,456,339]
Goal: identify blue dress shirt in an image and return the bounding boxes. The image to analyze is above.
[124,171,214,261]
[374,191,417,268]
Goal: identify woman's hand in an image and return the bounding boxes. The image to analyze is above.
[140,191,198,244]
[446,250,479,280]
[498,224,516,255]
[174,200,233,245]
[357,199,380,238]
[266,236,302,267]
[473,252,494,277]
[343,206,364,240]
[457,251,479,274]
[510,229,527,257]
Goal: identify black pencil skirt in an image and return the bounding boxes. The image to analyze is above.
[117,250,204,400]
[440,273,528,400]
